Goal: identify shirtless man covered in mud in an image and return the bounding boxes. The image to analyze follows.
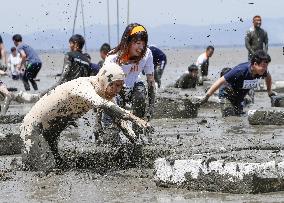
[20,63,151,171]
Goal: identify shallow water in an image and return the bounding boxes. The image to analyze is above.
[1,47,284,202]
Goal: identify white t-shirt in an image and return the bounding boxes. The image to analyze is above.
[195,52,208,67]
[8,53,21,75]
[104,48,154,88]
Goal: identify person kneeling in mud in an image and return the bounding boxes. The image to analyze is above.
[198,50,275,117]
[20,63,152,171]
[174,64,198,89]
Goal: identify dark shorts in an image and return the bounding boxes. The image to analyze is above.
[25,62,42,79]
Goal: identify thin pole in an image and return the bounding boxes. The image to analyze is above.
[72,0,80,35]
[116,0,119,44]
[127,0,130,25]
[107,0,111,45]
[80,0,87,52]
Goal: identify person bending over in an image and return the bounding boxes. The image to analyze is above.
[20,63,151,171]
[12,34,42,91]
[198,50,275,116]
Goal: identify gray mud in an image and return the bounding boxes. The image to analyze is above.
[0,48,284,202]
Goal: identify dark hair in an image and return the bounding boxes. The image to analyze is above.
[188,64,198,72]
[251,50,271,65]
[206,45,214,51]
[253,15,261,20]
[220,67,232,77]
[69,34,85,50]
[108,23,148,64]
[100,43,111,53]
[12,34,22,42]
[10,47,16,52]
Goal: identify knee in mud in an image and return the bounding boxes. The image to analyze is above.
[221,107,236,117]
[131,90,146,112]
[220,104,236,117]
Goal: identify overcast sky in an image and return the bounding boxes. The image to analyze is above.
[1,0,284,34]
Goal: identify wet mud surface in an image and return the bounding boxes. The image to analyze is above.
[1,100,284,200]
[0,48,284,201]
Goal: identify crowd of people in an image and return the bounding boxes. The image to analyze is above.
[0,15,275,171]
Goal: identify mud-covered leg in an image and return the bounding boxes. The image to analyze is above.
[43,132,63,168]
[154,62,166,88]
[93,108,104,144]
[131,82,147,118]
[20,123,56,171]
[22,70,31,91]
[220,98,237,117]
[131,82,147,135]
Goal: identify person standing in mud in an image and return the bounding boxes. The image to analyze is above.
[12,34,42,91]
[245,15,268,61]
[149,45,167,88]
[20,63,152,171]
[198,50,276,116]
[8,47,22,80]
[105,23,155,122]
[195,45,214,85]
[0,35,38,114]
[174,64,198,89]
[40,34,90,96]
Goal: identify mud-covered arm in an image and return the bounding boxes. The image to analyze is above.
[41,55,72,96]
[206,76,226,96]
[245,32,254,54]
[264,31,268,53]
[147,73,156,118]
[197,76,226,105]
[144,50,156,118]
[265,72,273,95]
[75,87,150,129]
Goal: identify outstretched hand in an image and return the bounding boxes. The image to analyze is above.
[194,94,210,107]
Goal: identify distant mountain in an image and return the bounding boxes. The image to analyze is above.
[1,18,283,51]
